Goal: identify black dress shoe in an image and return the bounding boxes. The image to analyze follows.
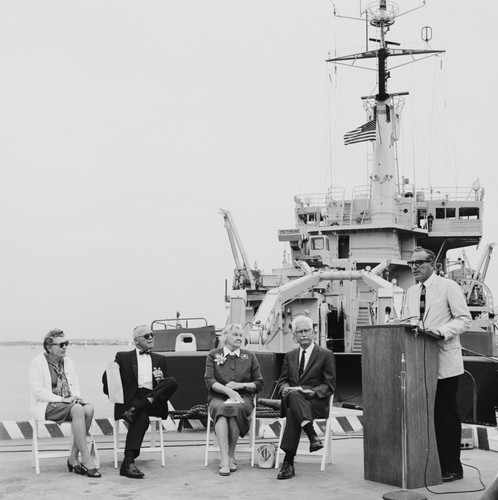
[309,436,324,453]
[277,462,295,480]
[120,462,145,479]
[442,471,463,482]
[122,408,136,425]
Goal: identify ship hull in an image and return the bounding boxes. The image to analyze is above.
[159,350,497,426]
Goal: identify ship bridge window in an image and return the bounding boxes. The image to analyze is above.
[458,207,480,220]
[435,207,456,219]
[311,237,329,251]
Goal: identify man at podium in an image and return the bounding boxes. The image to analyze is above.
[404,246,472,483]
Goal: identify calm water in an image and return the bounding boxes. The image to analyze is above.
[0,345,126,421]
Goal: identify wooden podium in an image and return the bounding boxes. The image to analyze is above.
[360,325,442,489]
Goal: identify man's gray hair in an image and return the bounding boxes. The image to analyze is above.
[133,324,150,339]
[291,315,313,331]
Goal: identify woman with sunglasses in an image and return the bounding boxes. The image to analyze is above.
[29,329,101,477]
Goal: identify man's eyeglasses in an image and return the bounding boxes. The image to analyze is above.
[294,329,312,335]
[52,341,69,348]
[139,333,155,340]
[407,260,432,267]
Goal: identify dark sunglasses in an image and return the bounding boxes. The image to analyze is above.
[139,333,155,340]
[52,340,69,348]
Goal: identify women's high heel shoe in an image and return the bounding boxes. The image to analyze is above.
[80,463,102,478]
[67,459,86,475]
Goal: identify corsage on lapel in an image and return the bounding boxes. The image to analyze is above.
[214,353,227,366]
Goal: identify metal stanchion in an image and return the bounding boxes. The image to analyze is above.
[382,353,427,500]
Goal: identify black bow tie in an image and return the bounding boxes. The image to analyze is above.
[228,353,236,359]
[139,350,151,355]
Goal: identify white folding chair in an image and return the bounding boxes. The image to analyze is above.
[204,394,257,467]
[113,416,165,468]
[31,419,98,474]
[275,394,335,471]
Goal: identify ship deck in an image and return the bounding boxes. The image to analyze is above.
[1,426,496,499]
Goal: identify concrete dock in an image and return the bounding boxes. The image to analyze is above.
[0,428,496,500]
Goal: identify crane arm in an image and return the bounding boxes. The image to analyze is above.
[248,268,400,347]
[219,208,256,289]
[472,242,495,281]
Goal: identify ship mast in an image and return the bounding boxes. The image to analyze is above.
[369,0,398,225]
[327,1,444,226]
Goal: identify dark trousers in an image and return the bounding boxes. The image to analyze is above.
[280,391,324,455]
[124,377,178,458]
[435,376,462,474]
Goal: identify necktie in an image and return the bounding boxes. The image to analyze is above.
[139,350,151,355]
[299,350,305,378]
[419,284,426,320]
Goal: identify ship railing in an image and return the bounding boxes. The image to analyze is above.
[295,186,370,204]
[414,186,484,202]
[294,184,483,207]
[294,187,346,209]
[351,185,371,199]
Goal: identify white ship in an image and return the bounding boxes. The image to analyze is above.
[218,1,497,423]
[153,1,497,426]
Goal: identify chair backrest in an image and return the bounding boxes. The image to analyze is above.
[105,362,124,404]
[175,333,197,351]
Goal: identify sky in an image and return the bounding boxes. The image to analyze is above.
[1,0,497,341]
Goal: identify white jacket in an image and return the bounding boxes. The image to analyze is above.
[403,273,472,379]
[29,352,81,421]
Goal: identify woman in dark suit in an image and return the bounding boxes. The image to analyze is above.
[205,323,263,476]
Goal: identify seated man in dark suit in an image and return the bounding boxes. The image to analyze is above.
[102,325,178,479]
[276,315,336,480]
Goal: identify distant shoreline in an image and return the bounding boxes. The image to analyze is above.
[0,339,129,346]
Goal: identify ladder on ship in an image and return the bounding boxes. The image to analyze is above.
[342,201,352,225]
[352,306,371,352]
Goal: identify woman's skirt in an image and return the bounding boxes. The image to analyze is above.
[45,402,76,424]
[208,394,254,437]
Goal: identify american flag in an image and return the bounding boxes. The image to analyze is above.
[344,119,376,145]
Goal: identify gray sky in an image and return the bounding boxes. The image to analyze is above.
[1,0,497,341]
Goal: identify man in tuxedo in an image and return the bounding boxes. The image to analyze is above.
[276,315,336,480]
[103,325,178,479]
[404,247,472,483]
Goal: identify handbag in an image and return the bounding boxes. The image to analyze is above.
[257,443,277,469]
[88,435,100,469]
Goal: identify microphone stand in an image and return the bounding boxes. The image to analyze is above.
[382,353,427,500]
